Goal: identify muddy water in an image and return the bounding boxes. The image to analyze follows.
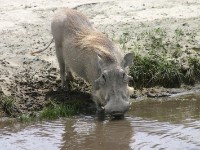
[1,93,200,150]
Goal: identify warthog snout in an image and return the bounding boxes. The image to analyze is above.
[104,100,130,116]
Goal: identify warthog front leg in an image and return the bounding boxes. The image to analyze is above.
[65,67,74,90]
[55,43,74,90]
[55,46,67,89]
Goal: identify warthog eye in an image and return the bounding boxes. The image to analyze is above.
[121,72,127,82]
[122,72,126,79]
[95,74,106,86]
[95,74,106,88]
[102,74,106,82]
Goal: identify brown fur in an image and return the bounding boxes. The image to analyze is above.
[74,29,116,62]
[63,9,92,34]
[31,8,116,63]
[63,9,116,63]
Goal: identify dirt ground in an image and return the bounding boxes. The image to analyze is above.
[1,0,200,116]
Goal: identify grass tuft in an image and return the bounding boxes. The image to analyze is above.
[19,100,79,122]
[0,96,17,117]
[130,54,182,88]
[19,114,33,122]
[39,100,78,120]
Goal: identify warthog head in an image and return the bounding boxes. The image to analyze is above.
[94,52,133,117]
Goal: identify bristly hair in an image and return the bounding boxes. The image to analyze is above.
[63,8,116,62]
[73,28,116,63]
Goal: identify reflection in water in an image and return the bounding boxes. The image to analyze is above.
[62,118,133,150]
[0,93,200,150]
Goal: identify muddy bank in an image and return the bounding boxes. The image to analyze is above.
[1,0,200,117]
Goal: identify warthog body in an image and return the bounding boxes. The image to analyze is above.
[51,8,133,116]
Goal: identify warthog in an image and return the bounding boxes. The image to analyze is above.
[35,8,134,116]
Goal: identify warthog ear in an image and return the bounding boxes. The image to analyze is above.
[122,52,133,68]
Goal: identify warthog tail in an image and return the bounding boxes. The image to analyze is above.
[31,38,54,55]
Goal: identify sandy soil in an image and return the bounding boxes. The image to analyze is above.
[0,0,200,116]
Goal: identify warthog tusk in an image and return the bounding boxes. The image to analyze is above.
[101,106,105,110]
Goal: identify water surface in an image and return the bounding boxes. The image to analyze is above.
[1,93,200,150]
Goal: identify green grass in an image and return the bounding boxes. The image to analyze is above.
[0,96,17,117]
[1,91,89,121]
[182,56,200,85]
[39,100,78,120]
[130,54,182,88]
[0,96,77,121]
[19,114,33,122]
[115,27,200,88]
[19,100,78,122]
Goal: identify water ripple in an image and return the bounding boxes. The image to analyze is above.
[0,119,66,150]
[129,117,200,150]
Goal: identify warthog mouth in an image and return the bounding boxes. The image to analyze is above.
[111,111,124,117]
[110,111,125,119]
[97,105,129,119]
[96,107,126,120]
